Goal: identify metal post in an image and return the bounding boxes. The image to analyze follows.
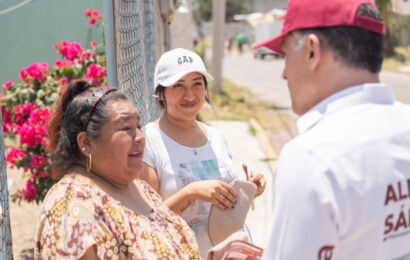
[0,112,13,259]
[211,0,226,93]
[103,0,118,88]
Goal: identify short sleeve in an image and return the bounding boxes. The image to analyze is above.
[36,188,108,259]
[142,125,157,170]
[262,142,340,260]
[142,123,161,178]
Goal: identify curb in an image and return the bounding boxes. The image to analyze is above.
[249,118,277,161]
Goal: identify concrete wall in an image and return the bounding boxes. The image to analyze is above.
[0,0,103,84]
[169,12,195,50]
[253,0,288,12]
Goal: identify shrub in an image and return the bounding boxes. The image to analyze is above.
[1,9,106,203]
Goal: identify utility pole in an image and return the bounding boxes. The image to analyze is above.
[211,0,226,93]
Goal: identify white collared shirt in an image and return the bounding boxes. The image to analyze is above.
[263,83,410,260]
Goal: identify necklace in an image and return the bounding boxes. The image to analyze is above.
[160,117,204,156]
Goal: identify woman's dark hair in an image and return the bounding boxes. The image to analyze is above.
[47,79,128,173]
[155,76,210,110]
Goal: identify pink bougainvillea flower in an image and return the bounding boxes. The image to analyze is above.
[2,80,13,90]
[86,64,106,83]
[85,9,92,17]
[84,50,96,59]
[5,147,26,167]
[54,41,84,62]
[1,106,12,134]
[91,10,100,17]
[13,102,38,126]
[16,124,38,147]
[85,9,102,25]
[19,63,49,82]
[54,59,69,69]
[16,108,50,148]
[19,69,28,81]
[15,108,50,148]
[89,18,97,25]
[90,41,96,48]
[21,179,37,201]
[28,107,51,125]
[39,171,49,178]
[30,154,49,169]
[59,77,68,86]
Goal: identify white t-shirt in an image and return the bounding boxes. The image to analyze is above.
[263,83,410,260]
[143,122,238,257]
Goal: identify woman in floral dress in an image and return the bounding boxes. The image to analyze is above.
[35,79,200,259]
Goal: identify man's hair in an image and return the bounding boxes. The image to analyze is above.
[292,4,384,73]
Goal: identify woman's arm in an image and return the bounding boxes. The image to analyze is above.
[139,163,237,215]
[79,246,99,260]
[139,162,160,192]
[166,180,238,215]
[139,163,197,214]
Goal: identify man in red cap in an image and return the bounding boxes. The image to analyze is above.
[253,0,410,259]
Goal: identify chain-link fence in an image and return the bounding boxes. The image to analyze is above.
[0,112,12,259]
[112,0,159,125]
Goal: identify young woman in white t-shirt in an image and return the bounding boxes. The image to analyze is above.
[139,48,266,257]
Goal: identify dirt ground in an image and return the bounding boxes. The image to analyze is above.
[7,167,40,260]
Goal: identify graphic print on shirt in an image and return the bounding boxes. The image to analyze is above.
[318,245,334,260]
[176,159,233,235]
[383,178,410,242]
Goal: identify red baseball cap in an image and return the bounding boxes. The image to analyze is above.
[252,0,385,56]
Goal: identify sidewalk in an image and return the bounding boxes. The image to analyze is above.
[209,120,275,248]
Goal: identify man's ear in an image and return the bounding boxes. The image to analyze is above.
[306,33,322,71]
[77,131,92,156]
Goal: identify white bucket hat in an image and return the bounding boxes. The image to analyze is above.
[154,48,213,92]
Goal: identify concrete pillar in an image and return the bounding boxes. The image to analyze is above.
[211,0,226,93]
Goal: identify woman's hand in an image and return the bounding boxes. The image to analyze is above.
[242,164,266,197]
[252,173,266,197]
[189,180,237,210]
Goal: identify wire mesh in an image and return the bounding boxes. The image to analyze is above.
[114,0,159,125]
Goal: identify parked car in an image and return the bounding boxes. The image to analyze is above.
[253,46,279,59]
[252,21,282,60]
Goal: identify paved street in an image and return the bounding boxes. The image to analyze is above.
[381,71,410,103]
[223,53,291,108]
[223,52,410,153]
[223,52,410,106]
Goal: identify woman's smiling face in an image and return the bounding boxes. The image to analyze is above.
[162,72,206,121]
[90,99,145,184]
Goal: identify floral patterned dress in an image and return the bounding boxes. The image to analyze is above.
[35,174,200,259]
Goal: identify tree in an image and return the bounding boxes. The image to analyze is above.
[375,0,397,56]
[192,0,252,25]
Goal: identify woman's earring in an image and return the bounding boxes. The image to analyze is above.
[87,154,92,173]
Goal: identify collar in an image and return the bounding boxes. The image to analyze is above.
[296,83,396,133]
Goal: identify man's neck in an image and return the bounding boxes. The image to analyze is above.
[319,63,380,102]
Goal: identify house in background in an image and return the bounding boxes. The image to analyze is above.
[253,0,288,12]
